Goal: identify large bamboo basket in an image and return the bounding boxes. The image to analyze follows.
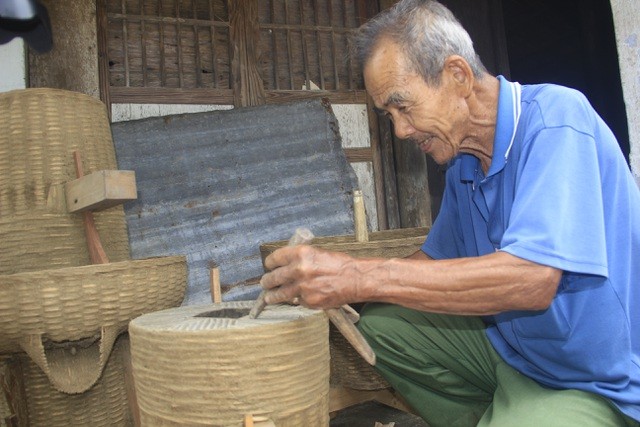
[129,302,330,426]
[0,89,189,403]
[0,256,186,394]
[0,88,131,274]
[260,226,429,391]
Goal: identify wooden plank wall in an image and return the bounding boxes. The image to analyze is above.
[97,0,391,230]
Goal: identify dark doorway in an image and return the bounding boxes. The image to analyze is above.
[501,0,630,162]
[381,0,630,227]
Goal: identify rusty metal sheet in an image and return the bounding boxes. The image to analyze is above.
[112,99,357,305]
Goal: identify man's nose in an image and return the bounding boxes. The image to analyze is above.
[392,116,415,140]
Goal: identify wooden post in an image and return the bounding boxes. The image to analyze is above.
[228,0,265,107]
[353,190,369,242]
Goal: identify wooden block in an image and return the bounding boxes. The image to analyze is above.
[329,386,417,416]
[65,170,137,212]
[329,386,382,413]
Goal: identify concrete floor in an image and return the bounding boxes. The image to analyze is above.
[330,400,430,427]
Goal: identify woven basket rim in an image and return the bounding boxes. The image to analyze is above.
[0,255,185,278]
[260,226,430,249]
[0,255,187,351]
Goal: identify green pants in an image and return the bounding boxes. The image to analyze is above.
[357,303,639,427]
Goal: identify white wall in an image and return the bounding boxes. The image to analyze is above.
[611,0,640,187]
[0,39,27,92]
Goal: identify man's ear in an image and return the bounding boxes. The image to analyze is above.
[443,55,474,97]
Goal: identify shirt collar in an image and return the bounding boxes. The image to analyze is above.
[460,75,521,182]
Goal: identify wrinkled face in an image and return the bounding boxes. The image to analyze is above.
[364,38,470,165]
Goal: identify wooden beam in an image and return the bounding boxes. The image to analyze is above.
[377,114,400,229]
[264,90,366,104]
[65,170,137,213]
[344,147,373,163]
[109,87,235,104]
[228,0,266,107]
[96,0,111,120]
[366,96,389,230]
[109,87,366,105]
[329,386,417,416]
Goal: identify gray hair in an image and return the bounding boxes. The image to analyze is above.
[353,0,487,86]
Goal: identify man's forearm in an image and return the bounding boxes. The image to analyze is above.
[355,251,561,315]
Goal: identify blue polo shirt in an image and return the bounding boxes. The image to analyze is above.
[422,76,640,421]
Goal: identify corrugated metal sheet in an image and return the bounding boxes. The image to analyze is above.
[112,99,358,305]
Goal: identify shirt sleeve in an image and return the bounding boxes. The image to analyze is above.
[500,122,608,277]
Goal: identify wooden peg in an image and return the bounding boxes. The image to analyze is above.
[210,267,222,303]
[353,190,369,242]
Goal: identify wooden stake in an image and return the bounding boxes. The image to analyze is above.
[353,190,369,242]
[210,267,222,303]
[73,151,109,264]
[244,414,254,427]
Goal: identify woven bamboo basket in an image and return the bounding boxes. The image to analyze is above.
[19,334,133,427]
[259,227,429,261]
[260,226,429,390]
[129,302,330,427]
[0,256,187,394]
[0,88,130,274]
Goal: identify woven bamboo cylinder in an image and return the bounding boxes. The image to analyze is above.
[260,226,429,391]
[129,302,330,427]
[0,88,130,274]
[19,334,133,427]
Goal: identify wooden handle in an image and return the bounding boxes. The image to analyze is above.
[326,307,376,365]
[249,228,315,318]
[73,151,109,264]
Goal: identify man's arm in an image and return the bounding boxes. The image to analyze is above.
[261,247,561,316]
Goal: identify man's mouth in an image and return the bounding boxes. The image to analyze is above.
[415,136,435,153]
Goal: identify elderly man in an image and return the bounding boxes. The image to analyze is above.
[260,0,640,425]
